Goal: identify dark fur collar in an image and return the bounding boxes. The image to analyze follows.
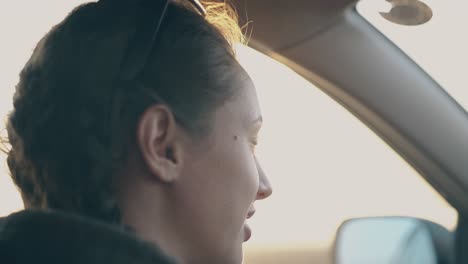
[0,210,175,264]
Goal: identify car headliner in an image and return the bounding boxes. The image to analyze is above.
[233,0,468,216]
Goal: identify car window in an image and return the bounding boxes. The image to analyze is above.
[235,45,458,263]
[357,0,468,111]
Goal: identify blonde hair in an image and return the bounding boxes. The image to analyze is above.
[202,1,246,47]
[176,0,246,48]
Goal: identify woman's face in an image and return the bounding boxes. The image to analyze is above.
[172,72,272,263]
[123,66,273,264]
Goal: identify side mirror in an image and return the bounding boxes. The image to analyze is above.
[333,217,454,264]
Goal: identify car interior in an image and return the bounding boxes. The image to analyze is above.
[0,0,467,263]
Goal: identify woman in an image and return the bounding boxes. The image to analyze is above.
[1,0,272,263]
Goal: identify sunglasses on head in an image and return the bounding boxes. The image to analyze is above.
[119,0,207,81]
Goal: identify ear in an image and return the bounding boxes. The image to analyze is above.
[136,104,184,183]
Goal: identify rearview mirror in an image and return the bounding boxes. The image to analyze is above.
[333,217,454,264]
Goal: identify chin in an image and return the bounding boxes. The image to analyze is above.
[207,249,243,264]
[206,228,246,264]
[230,248,244,264]
[222,239,244,264]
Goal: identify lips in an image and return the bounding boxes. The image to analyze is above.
[246,209,256,219]
[243,223,252,242]
[243,209,255,242]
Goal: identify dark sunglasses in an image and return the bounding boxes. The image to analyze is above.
[119,0,207,81]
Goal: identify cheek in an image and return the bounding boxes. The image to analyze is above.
[174,136,259,247]
[221,137,259,209]
[205,139,259,254]
[204,138,258,221]
[193,135,259,205]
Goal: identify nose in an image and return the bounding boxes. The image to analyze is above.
[255,158,272,200]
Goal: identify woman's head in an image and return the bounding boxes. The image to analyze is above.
[6,0,272,263]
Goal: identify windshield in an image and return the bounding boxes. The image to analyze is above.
[357,0,468,111]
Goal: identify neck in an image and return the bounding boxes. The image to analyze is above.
[117,172,188,264]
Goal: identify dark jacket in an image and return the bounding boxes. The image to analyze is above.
[0,210,175,264]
